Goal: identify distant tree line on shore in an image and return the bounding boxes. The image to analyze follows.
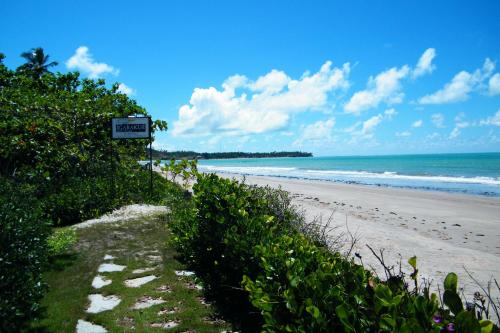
[149,149,313,160]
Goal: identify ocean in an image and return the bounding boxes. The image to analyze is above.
[193,153,500,197]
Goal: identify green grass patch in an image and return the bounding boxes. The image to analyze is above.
[30,213,232,332]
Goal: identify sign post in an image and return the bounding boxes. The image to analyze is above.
[112,116,153,198]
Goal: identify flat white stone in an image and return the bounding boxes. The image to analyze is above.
[131,296,165,309]
[132,267,155,274]
[103,254,116,260]
[147,255,162,262]
[98,263,126,273]
[86,294,121,313]
[124,275,157,288]
[76,319,108,333]
[92,275,112,289]
[151,321,179,329]
[174,270,195,277]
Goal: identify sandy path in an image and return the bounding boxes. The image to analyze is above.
[221,174,500,297]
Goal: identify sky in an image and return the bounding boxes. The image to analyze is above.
[1,0,499,156]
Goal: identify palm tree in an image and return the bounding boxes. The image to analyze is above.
[19,47,58,78]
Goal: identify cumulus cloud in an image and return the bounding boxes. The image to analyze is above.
[344,48,435,114]
[480,110,500,126]
[412,48,436,78]
[66,46,119,78]
[412,120,423,128]
[117,83,135,96]
[384,108,398,119]
[489,73,500,95]
[344,65,410,114]
[431,113,445,128]
[172,61,350,137]
[293,118,335,146]
[419,58,495,104]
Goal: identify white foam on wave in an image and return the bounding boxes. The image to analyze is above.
[305,170,500,186]
[200,165,297,173]
[198,165,500,187]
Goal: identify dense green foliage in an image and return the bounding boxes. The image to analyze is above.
[0,51,166,225]
[151,149,312,160]
[46,228,77,257]
[169,173,499,332]
[0,49,171,330]
[0,180,50,332]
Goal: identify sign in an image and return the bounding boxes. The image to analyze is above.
[112,117,150,139]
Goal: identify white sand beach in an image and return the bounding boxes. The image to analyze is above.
[221,173,500,297]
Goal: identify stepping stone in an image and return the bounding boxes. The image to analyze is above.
[132,296,165,309]
[147,255,162,262]
[132,267,156,274]
[76,319,108,333]
[156,285,173,293]
[103,254,116,260]
[175,270,195,277]
[124,275,158,288]
[86,294,121,313]
[98,263,126,273]
[92,275,112,289]
[158,306,179,315]
[150,321,180,329]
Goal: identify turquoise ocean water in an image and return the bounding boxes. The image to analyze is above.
[194,153,500,197]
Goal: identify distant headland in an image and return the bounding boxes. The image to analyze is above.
[150,149,313,160]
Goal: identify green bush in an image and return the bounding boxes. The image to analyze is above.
[0,180,50,332]
[0,51,168,226]
[170,173,500,333]
[169,174,304,329]
[47,228,77,257]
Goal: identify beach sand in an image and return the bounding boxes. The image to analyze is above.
[220,173,500,297]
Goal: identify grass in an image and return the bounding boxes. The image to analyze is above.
[30,213,232,332]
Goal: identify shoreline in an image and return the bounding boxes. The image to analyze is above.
[218,173,500,297]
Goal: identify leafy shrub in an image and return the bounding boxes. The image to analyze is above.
[169,174,305,329]
[47,228,77,257]
[0,179,50,331]
[0,52,168,226]
[170,173,500,332]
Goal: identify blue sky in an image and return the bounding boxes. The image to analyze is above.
[1,0,499,156]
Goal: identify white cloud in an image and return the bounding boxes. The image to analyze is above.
[117,83,135,96]
[249,69,291,93]
[419,58,495,104]
[431,113,445,128]
[344,66,410,114]
[384,108,398,119]
[344,48,435,114]
[449,127,461,139]
[412,48,436,78]
[172,61,350,137]
[293,118,335,146]
[412,119,423,128]
[66,46,119,78]
[454,113,470,129]
[426,132,440,140]
[396,131,411,137]
[361,114,383,136]
[449,112,472,139]
[480,110,500,126]
[489,73,500,95]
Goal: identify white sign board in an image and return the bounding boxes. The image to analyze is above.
[112,117,150,139]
